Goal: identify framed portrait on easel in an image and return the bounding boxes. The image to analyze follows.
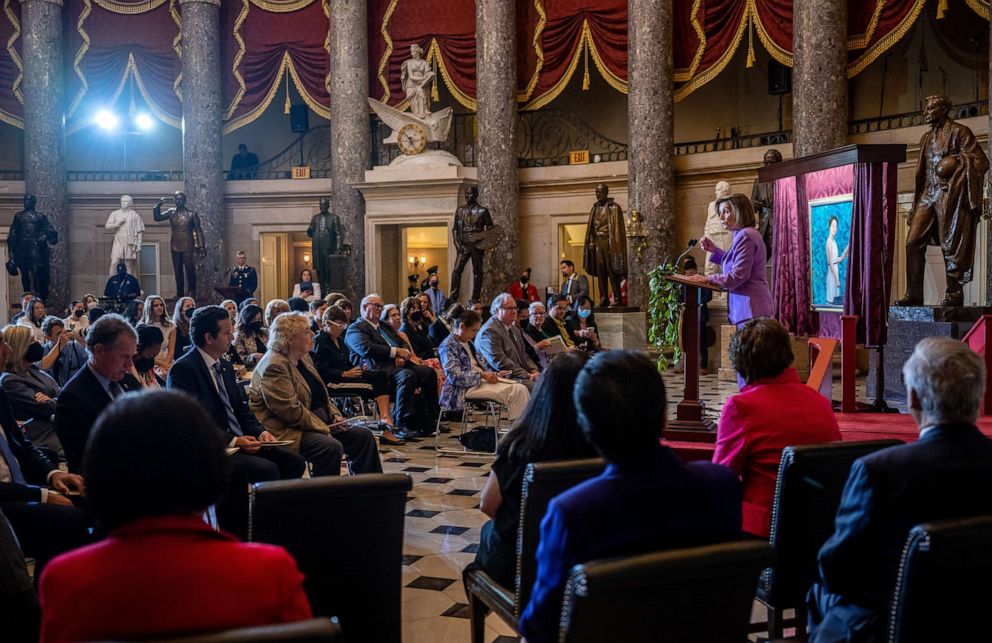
[809,193,854,312]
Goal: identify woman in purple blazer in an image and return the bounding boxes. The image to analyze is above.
[691,193,774,325]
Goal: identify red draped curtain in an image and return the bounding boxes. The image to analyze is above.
[0,0,21,127]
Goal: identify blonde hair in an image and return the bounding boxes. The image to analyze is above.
[267,312,312,355]
[264,299,289,327]
[3,324,35,374]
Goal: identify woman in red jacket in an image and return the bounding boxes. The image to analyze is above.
[713,318,841,538]
[39,390,312,643]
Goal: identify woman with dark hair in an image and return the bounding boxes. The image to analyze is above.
[399,296,435,360]
[429,302,461,346]
[291,268,321,303]
[124,299,144,327]
[17,299,47,342]
[713,318,840,538]
[170,297,196,360]
[139,295,174,374]
[38,390,312,642]
[124,325,166,390]
[566,295,601,352]
[233,304,268,369]
[473,351,595,587]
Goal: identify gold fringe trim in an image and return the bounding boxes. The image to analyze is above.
[66,0,92,119]
[524,19,620,111]
[431,52,439,101]
[674,5,750,103]
[581,34,590,89]
[516,0,545,103]
[285,54,329,119]
[376,0,399,102]
[426,38,476,111]
[585,21,626,93]
[745,14,755,68]
[5,0,23,107]
[847,0,925,77]
[748,0,791,66]
[171,0,182,100]
[223,51,330,134]
[283,70,291,113]
[248,0,315,12]
[936,0,948,19]
[322,0,330,105]
[848,0,886,50]
[674,0,706,82]
[223,0,249,120]
[966,0,989,19]
[93,0,166,13]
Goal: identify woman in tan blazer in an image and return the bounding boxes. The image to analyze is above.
[248,312,381,476]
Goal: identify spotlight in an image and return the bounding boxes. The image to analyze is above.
[134,113,154,131]
[94,109,118,130]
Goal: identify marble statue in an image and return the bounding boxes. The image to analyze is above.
[704,180,733,276]
[449,186,495,303]
[400,43,434,120]
[153,191,204,298]
[7,193,58,301]
[583,183,628,308]
[751,148,783,260]
[104,195,145,277]
[307,197,343,290]
[897,95,990,307]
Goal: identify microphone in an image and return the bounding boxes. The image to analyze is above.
[672,238,698,269]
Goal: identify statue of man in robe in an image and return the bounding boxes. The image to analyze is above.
[307,197,343,290]
[400,44,434,119]
[583,183,627,308]
[751,148,782,261]
[105,194,145,277]
[896,95,990,307]
[704,180,733,276]
[8,194,58,301]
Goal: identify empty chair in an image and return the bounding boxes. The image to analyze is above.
[757,439,902,638]
[464,458,606,643]
[887,514,992,643]
[119,618,343,643]
[558,541,775,643]
[249,474,412,643]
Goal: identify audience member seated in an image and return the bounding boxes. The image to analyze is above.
[82,293,99,313]
[17,299,46,342]
[543,295,576,348]
[0,325,63,459]
[233,304,268,369]
[345,294,439,437]
[139,295,175,374]
[422,273,446,316]
[438,308,530,425]
[713,318,841,538]
[238,296,260,312]
[171,297,196,360]
[291,269,321,303]
[309,299,327,333]
[474,351,593,586]
[39,390,312,642]
[381,304,415,354]
[400,296,436,360]
[467,299,484,318]
[123,325,166,390]
[123,298,143,327]
[429,302,460,346]
[40,316,87,388]
[103,260,141,302]
[324,291,347,308]
[312,306,403,444]
[55,314,141,473]
[62,299,89,337]
[220,299,238,325]
[567,296,602,352]
[167,306,305,538]
[807,337,992,641]
[0,326,89,581]
[335,298,355,323]
[265,298,290,327]
[250,312,382,474]
[514,299,530,332]
[287,296,310,315]
[521,302,555,371]
[518,350,742,643]
[86,306,107,327]
[506,267,541,304]
[10,292,33,324]
[475,293,539,392]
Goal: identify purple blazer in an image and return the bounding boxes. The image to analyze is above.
[707,227,774,325]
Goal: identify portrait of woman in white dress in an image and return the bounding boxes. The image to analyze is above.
[825,216,849,306]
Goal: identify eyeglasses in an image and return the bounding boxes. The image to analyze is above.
[367,303,384,309]
[500,306,517,311]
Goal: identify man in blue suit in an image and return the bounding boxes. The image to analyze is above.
[518,350,742,643]
[808,337,992,641]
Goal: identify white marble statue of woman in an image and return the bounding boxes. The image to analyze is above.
[400,44,434,119]
[105,195,145,276]
[703,180,733,276]
[825,215,848,306]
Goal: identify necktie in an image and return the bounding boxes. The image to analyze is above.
[509,326,528,366]
[212,362,244,437]
[378,326,398,348]
[0,428,25,484]
[108,381,124,399]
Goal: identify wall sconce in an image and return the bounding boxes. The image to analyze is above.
[409,255,427,271]
[303,251,311,267]
[626,209,648,262]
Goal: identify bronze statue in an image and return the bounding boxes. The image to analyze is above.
[449,186,494,303]
[583,183,627,307]
[153,191,204,298]
[897,95,989,307]
[751,148,782,260]
[307,197,343,289]
[7,194,58,301]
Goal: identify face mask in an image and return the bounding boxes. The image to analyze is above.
[25,343,44,363]
[86,302,97,310]
[578,309,592,319]
[184,307,194,319]
[73,309,84,318]
[135,356,155,373]
[520,276,529,284]
[409,310,423,322]
[247,320,264,333]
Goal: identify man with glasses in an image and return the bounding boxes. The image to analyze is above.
[475,293,539,391]
[521,302,556,371]
[345,294,439,437]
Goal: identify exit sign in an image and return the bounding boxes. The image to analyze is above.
[569,150,590,165]
[291,166,311,179]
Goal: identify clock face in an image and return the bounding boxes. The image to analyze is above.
[397,123,427,155]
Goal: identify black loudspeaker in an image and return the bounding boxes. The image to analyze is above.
[768,60,791,95]
[290,104,309,133]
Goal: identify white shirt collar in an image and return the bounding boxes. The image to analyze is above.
[196,346,219,371]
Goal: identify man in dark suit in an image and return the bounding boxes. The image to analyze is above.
[518,351,741,643]
[476,293,539,391]
[808,337,992,642]
[344,294,439,437]
[559,259,589,305]
[55,314,142,473]
[167,306,305,538]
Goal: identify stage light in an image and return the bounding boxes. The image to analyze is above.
[134,113,154,131]
[94,110,119,130]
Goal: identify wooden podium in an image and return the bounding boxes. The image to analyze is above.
[663,274,723,442]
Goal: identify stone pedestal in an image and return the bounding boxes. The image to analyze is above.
[324,255,348,293]
[597,310,647,351]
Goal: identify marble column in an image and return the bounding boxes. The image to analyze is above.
[178,0,224,303]
[793,0,847,157]
[21,0,68,308]
[626,0,675,309]
[476,0,518,303]
[330,0,370,301]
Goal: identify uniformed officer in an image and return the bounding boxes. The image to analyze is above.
[227,250,258,304]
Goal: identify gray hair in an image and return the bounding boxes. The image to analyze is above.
[267,312,311,355]
[380,303,399,323]
[902,337,986,424]
[41,315,64,336]
[360,293,382,311]
[490,293,515,316]
[86,313,137,351]
[529,302,546,314]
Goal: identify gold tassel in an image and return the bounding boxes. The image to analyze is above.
[936,0,947,19]
[746,15,756,68]
[283,72,291,114]
[582,36,591,90]
[431,49,440,102]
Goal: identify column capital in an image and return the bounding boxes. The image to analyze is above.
[178,0,220,6]
[20,0,63,6]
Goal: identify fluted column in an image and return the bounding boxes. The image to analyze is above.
[476,0,518,303]
[21,0,68,308]
[179,0,224,302]
[627,0,675,308]
[793,0,847,157]
[330,0,369,300]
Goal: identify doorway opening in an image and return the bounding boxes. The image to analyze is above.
[376,224,449,305]
[558,222,599,304]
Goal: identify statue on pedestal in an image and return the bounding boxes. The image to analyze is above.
[307,197,343,290]
[751,148,783,260]
[449,186,495,304]
[583,183,627,308]
[154,191,204,298]
[104,195,145,277]
[896,95,990,307]
[704,181,733,276]
[7,194,58,301]
[401,43,434,120]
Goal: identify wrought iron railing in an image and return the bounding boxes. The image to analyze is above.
[370,113,477,167]
[847,100,986,135]
[674,131,791,156]
[66,169,184,182]
[516,108,628,167]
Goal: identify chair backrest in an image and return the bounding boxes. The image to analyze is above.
[249,474,412,643]
[887,514,992,643]
[761,439,902,605]
[558,541,775,643]
[514,458,606,616]
[113,618,343,642]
